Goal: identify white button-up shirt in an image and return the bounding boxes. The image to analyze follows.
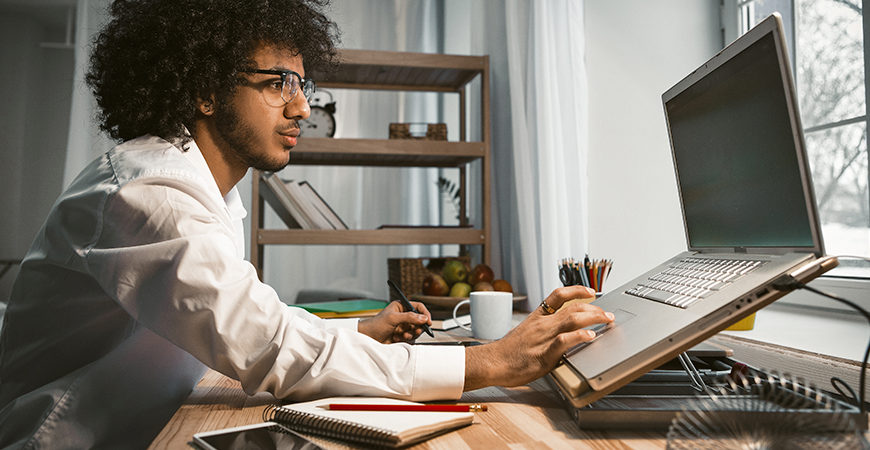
[0,135,464,449]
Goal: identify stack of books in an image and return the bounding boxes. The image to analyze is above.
[260,173,348,230]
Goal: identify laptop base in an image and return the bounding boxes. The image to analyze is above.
[548,353,867,432]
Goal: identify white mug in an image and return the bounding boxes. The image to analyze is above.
[452,291,513,340]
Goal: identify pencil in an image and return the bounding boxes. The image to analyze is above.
[325,404,487,412]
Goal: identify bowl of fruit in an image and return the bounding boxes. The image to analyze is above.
[410,261,526,308]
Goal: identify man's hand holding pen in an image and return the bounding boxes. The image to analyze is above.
[358,299,433,344]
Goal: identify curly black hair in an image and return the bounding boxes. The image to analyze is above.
[86,0,340,143]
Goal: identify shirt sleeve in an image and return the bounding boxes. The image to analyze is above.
[324,318,360,331]
[84,176,465,402]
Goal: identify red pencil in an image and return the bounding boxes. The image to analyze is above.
[325,404,487,412]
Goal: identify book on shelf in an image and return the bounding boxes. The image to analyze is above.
[260,172,313,229]
[298,181,348,230]
[260,173,347,230]
[283,180,334,229]
[262,397,474,448]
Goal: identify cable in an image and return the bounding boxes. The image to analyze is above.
[771,257,870,415]
[831,377,859,407]
[799,283,870,415]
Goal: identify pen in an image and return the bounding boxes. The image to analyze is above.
[387,280,434,338]
[325,403,487,412]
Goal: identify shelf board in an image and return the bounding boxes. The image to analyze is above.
[257,228,486,246]
[311,49,486,92]
[289,138,485,167]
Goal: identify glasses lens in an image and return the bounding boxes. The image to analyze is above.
[281,73,301,104]
[302,79,316,102]
[259,78,286,108]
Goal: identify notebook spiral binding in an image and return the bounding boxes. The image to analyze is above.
[263,404,398,448]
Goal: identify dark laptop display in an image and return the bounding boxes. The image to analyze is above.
[666,32,819,251]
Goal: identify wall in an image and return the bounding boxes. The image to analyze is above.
[585,1,722,289]
[0,9,73,303]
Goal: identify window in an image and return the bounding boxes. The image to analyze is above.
[735,0,869,279]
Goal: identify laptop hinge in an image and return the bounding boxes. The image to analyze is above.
[734,247,747,253]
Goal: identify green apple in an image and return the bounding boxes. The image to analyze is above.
[442,260,468,286]
[449,282,472,298]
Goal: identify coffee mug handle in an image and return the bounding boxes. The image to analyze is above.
[452,299,472,331]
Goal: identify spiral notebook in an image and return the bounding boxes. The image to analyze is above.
[263,397,474,448]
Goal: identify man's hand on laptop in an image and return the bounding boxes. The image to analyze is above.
[463,285,614,391]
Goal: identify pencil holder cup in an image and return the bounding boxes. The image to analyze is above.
[452,291,513,340]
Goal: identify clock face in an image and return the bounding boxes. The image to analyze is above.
[299,106,336,138]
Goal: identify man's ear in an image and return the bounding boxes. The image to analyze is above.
[197,96,216,116]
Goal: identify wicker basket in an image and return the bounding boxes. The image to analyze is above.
[387,256,470,300]
[388,123,448,141]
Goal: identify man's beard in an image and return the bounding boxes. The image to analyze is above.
[213,103,293,173]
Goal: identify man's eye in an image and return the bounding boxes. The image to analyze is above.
[268,80,284,91]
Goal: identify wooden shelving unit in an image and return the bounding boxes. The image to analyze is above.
[250,49,491,279]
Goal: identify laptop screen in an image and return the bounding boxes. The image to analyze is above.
[664,29,820,253]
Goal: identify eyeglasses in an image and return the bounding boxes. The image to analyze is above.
[244,69,316,107]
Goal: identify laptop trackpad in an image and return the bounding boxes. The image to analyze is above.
[565,308,636,357]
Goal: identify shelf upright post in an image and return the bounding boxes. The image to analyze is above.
[481,55,491,266]
[250,169,265,281]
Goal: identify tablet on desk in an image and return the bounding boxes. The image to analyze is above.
[192,422,326,450]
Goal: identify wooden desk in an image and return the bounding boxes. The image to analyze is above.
[149,369,666,449]
[149,314,668,449]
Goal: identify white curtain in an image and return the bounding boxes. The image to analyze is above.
[518,0,590,305]
[64,0,114,188]
[464,0,589,308]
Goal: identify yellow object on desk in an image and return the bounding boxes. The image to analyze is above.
[725,312,756,331]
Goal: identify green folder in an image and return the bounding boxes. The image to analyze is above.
[291,299,389,318]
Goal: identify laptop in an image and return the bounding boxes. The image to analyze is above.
[548,13,839,409]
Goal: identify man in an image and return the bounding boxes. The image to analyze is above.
[0,0,613,448]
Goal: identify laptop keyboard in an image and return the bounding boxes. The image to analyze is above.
[624,257,766,308]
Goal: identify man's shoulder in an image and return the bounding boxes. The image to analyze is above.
[108,135,200,185]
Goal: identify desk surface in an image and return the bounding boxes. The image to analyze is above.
[149,314,668,450]
[149,369,667,450]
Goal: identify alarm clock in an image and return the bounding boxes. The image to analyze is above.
[300,91,336,138]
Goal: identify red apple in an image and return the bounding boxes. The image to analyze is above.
[468,264,495,285]
[422,274,449,296]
